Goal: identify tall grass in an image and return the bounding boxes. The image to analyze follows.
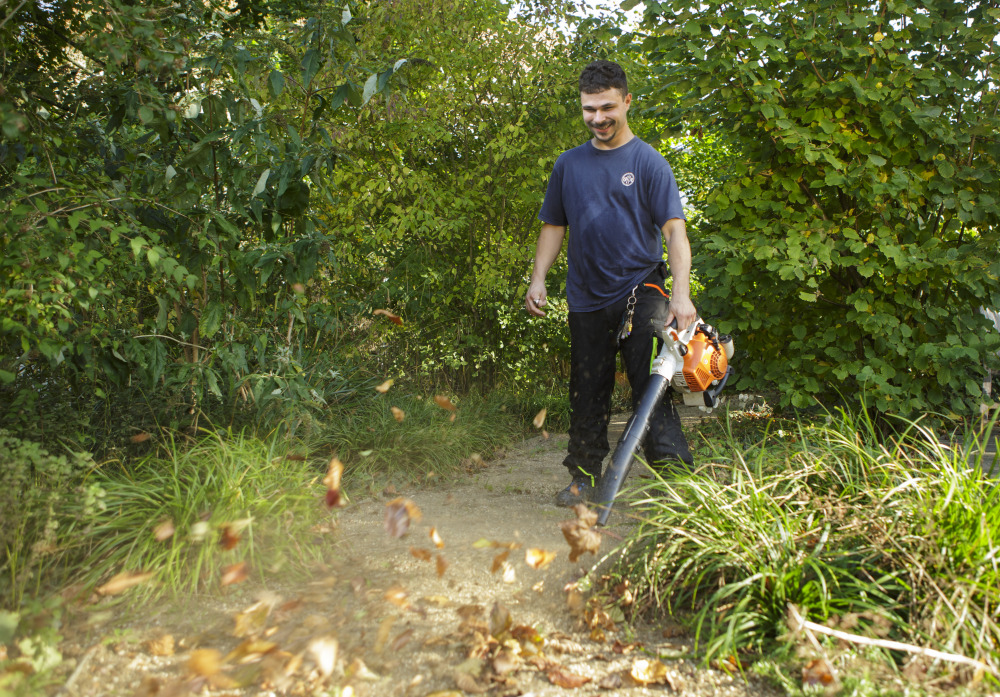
[613,406,1000,675]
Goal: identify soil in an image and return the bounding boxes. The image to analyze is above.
[52,410,785,697]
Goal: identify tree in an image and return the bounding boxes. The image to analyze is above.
[634,0,1000,419]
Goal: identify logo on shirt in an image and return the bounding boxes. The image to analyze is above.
[621,172,635,187]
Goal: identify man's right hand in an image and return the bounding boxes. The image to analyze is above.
[525,280,548,317]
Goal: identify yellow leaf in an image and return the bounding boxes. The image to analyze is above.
[375,379,394,393]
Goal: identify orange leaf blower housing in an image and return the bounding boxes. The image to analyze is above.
[669,323,734,407]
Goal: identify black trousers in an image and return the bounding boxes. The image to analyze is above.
[563,266,693,480]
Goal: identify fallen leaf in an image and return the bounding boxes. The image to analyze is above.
[375,379,394,393]
[525,548,557,570]
[130,432,151,443]
[390,628,414,652]
[324,456,345,508]
[384,497,421,538]
[630,657,669,686]
[489,602,512,638]
[598,672,623,689]
[374,309,403,325]
[565,584,585,615]
[612,639,641,654]
[391,406,405,422]
[384,584,410,609]
[533,408,547,429]
[374,616,395,654]
[434,395,457,412]
[429,527,444,548]
[454,671,489,693]
[493,649,519,675]
[221,562,249,587]
[491,549,511,574]
[96,570,155,596]
[410,547,433,562]
[547,665,591,688]
[436,554,448,577]
[145,634,175,657]
[559,504,601,563]
[188,648,223,678]
[225,638,278,664]
[284,453,307,461]
[153,519,175,542]
[233,600,272,638]
[802,658,836,687]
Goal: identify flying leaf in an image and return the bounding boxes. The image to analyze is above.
[373,309,403,325]
[188,648,223,678]
[559,503,601,563]
[375,379,394,393]
[384,584,409,609]
[491,549,511,574]
[291,283,305,294]
[429,527,444,548]
[323,456,345,508]
[391,406,405,422]
[434,394,457,412]
[145,634,175,657]
[384,497,421,538]
[489,602,512,638]
[410,547,433,562]
[308,636,338,678]
[220,562,249,586]
[153,519,175,542]
[525,548,557,570]
[233,599,272,638]
[436,554,448,577]
[96,570,155,596]
[532,408,547,429]
[130,432,151,443]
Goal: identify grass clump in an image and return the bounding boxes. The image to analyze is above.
[612,406,1000,682]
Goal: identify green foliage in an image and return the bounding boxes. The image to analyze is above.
[316,0,616,390]
[0,0,404,432]
[637,0,1000,419]
[614,407,1000,673]
[0,431,97,608]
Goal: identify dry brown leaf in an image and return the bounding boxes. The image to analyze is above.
[284,453,306,461]
[429,527,444,548]
[384,497,421,538]
[630,658,669,686]
[384,584,410,609]
[559,503,601,563]
[489,601,513,638]
[449,412,457,422]
[532,408,547,429]
[187,648,223,678]
[152,519,175,542]
[611,639,641,654]
[547,665,591,688]
[291,282,305,294]
[493,649,519,675]
[453,672,489,694]
[375,379,394,393]
[374,615,395,654]
[233,600,272,638]
[565,584,586,616]
[220,562,249,587]
[374,308,403,325]
[525,548,557,570]
[434,394,457,412]
[436,554,448,578]
[410,546,433,562]
[391,406,405,422]
[802,658,836,687]
[390,628,414,652]
[130,432,151,443]
[96,570,155,596]
[146,634,175,657]
[491,549,511,574]
[598,672,623,689]
[323,456,345,508]
[219,526,241,551]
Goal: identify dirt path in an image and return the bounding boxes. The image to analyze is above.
[57,416,783,697]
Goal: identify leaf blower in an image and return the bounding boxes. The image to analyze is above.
[594,319,734,525]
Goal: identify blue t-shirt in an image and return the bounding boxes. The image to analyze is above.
[538,137,685,312]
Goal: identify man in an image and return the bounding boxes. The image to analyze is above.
[525,60,698,507]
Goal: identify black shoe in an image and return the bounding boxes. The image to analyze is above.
[555,475,595,507]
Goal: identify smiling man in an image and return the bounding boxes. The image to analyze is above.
[525,60,698,507]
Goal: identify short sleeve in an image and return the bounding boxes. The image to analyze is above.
[648,160,685,229]
[538,157,568,226]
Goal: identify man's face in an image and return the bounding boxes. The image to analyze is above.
[581,88,631,149]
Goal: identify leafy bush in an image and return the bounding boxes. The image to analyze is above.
[637,0,1000,419]
[613,407,1000,675]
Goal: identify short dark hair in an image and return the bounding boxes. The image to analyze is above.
[579,60,628,98]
